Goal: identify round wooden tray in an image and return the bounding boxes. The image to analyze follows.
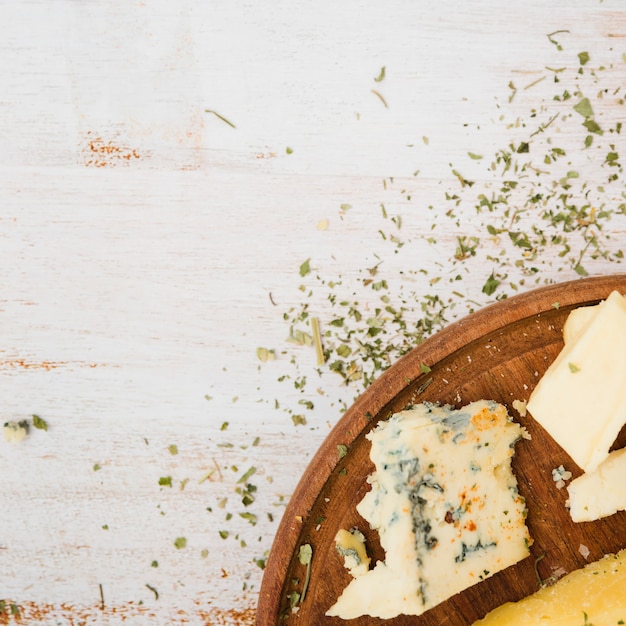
[257,274,626,625]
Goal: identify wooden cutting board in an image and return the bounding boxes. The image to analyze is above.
[257,274,626,625]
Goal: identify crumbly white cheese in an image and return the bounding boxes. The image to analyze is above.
[334,528,371,577]
[527,290,626,473]
[3,420,29,444]
[551,465,572,490]
[567,447,626,522]
[327,400,531,620]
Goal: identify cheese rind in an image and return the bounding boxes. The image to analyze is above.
[326,400,531,619]
[471,549,626,626]
[567,447,626,522]
[527,290,626,473]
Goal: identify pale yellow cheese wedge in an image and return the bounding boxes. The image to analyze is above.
[568,447,626,522]
[527,290,626,473]
[563,293,626,345]
[472,549,626,626]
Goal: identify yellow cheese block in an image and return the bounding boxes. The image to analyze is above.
[472,549,626,626]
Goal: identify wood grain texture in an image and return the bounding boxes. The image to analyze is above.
[1,1,626,624]
[257,275,626,625]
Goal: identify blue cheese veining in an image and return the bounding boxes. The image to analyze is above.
[327,400,532,620]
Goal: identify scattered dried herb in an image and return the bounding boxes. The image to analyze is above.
[31,414,48,431]
[298,543,313,603]
[299,258,311,277]
[371,89,388,108]
[204,109,236,129]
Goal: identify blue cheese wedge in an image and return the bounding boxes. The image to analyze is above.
[327,400,531,620]
[527,290,626,473]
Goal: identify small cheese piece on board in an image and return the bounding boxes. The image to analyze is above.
[567,447,626,522]
[334,528,371,577]
[471,549,626,626]
[527,290,626,473]
[326,400,531,620]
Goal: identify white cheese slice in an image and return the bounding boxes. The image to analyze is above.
[326,400,531,620]
[527,290,626,473]
[563,293,626,345]
[567,447,626,522]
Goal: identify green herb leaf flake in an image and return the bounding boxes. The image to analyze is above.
[482,272,501,296]
[568,362,581,373]
[237,466,256,484]
[337,444,348,459]
[239,512,258,525]
[299,258,311,277]
[298,543,313,603]
[204,109,236,129]
[158,476,173,488]
[583,119,603,135]
[374,66,386,82]
[173,537,187,549]
[256,347,276,362]
[573,98,594,118]
[32,414,48,431]
[291,414,307,426]
[311,316,325,366]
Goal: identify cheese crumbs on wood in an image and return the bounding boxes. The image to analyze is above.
[327,400,531,620]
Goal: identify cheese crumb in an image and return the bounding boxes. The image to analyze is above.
[551,465,572,490]
[512,399,527,417]
[3,420,30,444]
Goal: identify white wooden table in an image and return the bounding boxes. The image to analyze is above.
[1,1,625,624]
